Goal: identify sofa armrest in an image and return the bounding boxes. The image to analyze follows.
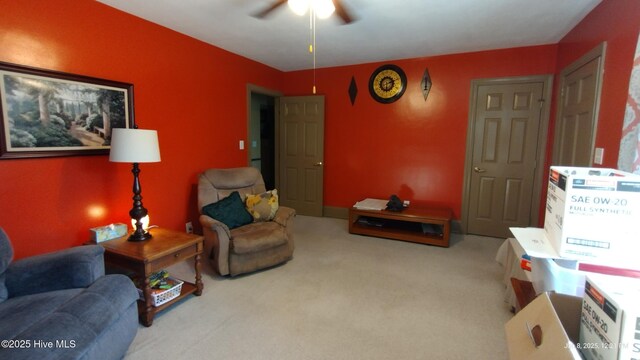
[199,214,232,275]
[199,214,231,239]
[273,206,296,227]
[5,245,105,298]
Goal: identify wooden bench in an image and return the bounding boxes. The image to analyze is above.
[348,206,452,247]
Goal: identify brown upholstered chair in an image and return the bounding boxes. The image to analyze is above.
[198,167,295,276]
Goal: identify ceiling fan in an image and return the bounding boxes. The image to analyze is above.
[254,0,355,24]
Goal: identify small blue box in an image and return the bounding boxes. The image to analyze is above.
[89,223,128,243]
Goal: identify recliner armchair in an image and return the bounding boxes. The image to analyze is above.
[198,167,295,276]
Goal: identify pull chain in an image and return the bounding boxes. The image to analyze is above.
[309,7,317,94]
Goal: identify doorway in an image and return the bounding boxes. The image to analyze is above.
[462,76,553,238]
[247,88,326,216]
[277,95,325,216]
[553,43,606,166]
[249,93,276,189]
[247,85,281,190]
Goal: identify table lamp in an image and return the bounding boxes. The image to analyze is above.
[109,128,161,241]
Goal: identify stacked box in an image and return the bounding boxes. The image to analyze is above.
[544,166,640,269]
[579,275,640,360]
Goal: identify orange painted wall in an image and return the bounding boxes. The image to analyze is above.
[531,0,640,224]
[282,0,639,225]
[555,0,640,168]
[1,0,636,260]
[281,46,558,216]
[0,0,282,259]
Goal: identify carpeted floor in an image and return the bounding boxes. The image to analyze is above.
[125,215,513,360]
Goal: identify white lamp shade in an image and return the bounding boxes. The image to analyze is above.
[109,128,161,163]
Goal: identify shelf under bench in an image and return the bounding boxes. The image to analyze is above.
[348,206,452,247]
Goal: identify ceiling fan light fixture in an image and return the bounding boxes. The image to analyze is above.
[314,0,335,19]
[288,0,309,16]
[288,0,335,19]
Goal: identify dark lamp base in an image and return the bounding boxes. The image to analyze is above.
[128,231,152,242]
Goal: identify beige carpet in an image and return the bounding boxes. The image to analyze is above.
[125,215,513,360]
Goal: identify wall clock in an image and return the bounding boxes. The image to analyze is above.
[368,64,407,103]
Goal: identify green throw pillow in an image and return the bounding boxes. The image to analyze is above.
[202,191,253,229]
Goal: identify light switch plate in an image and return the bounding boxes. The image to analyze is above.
[594,147,604,165]
[239,140,245,150]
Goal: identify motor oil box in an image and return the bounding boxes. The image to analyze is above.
[579,275,640,360]
[544,166,640,269]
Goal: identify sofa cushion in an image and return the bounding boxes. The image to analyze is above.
[245,189,279,222]
[0,288,83,341]
[0,228,14,303]
[0,274,138,360]
[230,221,287,254]
[202,191,254,229]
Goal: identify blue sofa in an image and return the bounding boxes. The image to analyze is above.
[0,228,138,360]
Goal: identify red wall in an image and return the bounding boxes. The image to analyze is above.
[555,0,640,168]
[282,0,639,225]
[1,0,636,259]
[0,0,282,259]
[531,0,640,223]
[281,46,558,214]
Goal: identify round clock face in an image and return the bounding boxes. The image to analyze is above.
[369,64,407,103]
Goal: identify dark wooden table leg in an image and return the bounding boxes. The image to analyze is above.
[141,276,154,326]
[194,253,203,296]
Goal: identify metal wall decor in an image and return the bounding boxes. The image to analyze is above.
[348,76,358,105]
[421,68,432,101]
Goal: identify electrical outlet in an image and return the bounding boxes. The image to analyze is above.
[185,221,193,234]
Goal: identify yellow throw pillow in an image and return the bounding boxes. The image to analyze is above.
[245,189,279,222]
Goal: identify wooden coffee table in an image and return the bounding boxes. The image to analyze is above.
[97,227,204,326]
[349,206,452,247]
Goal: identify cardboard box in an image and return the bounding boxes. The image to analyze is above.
[89,223,128,243]
[579,275,640,360]
[530,256,587,297]
[510,228,640,297]
[505,292,582,359]
[544,166,640,268]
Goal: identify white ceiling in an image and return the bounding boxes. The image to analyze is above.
[97,0,602,72]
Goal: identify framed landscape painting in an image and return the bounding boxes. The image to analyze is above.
[0,61,134,159]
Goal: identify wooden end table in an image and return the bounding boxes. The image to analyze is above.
[349,206,452,247]
[97,227,204,326]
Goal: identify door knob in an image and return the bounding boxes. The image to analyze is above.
[314,161,323,166]
[473,167,486,173]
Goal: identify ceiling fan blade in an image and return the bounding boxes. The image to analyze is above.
[253,0,288,18]
[334,0,354,24]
